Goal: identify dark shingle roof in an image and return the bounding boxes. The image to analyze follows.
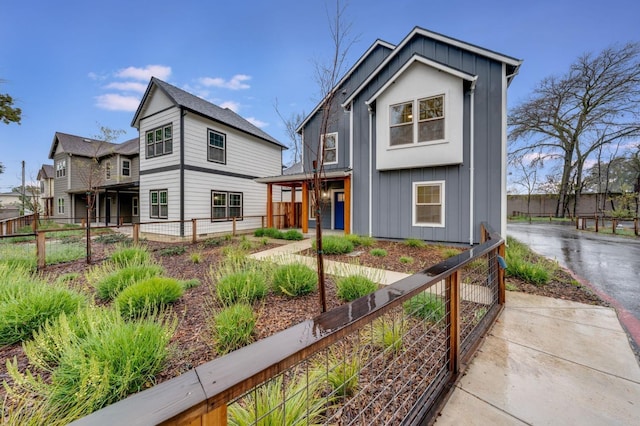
[48,132,138,159]
[132,78,285,148]
[39,164,54,179]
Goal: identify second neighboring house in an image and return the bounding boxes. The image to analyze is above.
[48,132,140,224]
[259,26,522,244]
[131,78,286,237]
[37,164,55,217]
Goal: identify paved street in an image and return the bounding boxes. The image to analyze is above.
[507,222,640,345]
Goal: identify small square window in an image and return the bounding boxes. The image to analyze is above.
[413,181,445,227]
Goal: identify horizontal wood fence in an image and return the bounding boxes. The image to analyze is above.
[70,223,506,425]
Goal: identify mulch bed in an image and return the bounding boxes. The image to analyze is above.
[0,234,607,418]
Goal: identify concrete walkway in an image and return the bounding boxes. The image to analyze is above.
[436,292,640,425]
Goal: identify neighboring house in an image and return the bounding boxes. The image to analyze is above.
[0,192,22,220]
[37,164,55,217]
[258,27,521,244]
[131,78,285,237]
[48,132,140,224]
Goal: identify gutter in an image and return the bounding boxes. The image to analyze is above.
[368,105,373,237]
[469,80,476,245]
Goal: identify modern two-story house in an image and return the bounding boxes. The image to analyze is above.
[131,78,285,237]
[37,164,54,217]
[47,132,139,224]
[259,27,522,244]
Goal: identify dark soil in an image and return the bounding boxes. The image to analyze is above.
[0,234,606,414]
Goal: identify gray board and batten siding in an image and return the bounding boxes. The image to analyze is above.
[301,28,520,244]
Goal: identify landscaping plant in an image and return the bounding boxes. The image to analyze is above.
[89,263,164,300]
[115,277,184,318]
[403,292,445,324]
[336,275,378,302]
[216,271,268,305]
[272,263,318,297]
[312,235,354,254]
[212,303,256,354]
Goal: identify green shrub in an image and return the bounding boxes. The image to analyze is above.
[282,229,304,240]
[254,227,283,239]
[403,292,445,323]
[505,237,550,286]
[0,284,85,346]
[95,233,131,245]
[404,238,425,248]
[399,256,414,264]
[336,275,378,302]
[92,264,164,300]
[345,234,375,248]
[109,245,151,267]
[115,277,184,318]
[216,271,268,305]
[370,248,387,257]
[190,252,203,264]
[202,237,223,247]
[312,235,354,255]
[272,263,317,297]
[47,316,175,415]
[181,278,201,289]
[158,245,186,256]
[228,373,325,425]
[239,238,253,251]
[314,349,363,398]
[440,247,461,259]
[213,303,255,354]
[368,317,404,355]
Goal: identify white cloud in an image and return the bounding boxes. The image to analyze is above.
[116,65,172,81]
[245,117,268,128]
[199,74,251,90]
[220,101,240,112]
[104,81,147,93]
[95,94,141,111]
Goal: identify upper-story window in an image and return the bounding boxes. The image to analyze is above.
[390,94,445,146]
[56,159,66,178]
[322,132,338,165]
[208,129,226,164]
[122,160,131,176]
[105,161,112,180]
[146,124,173,158]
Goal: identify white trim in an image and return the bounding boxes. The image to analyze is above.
[412,180,445,227]
[364,55,477,106]
[321,132,338,165]
[296,40,396,133]
[501,63,508,239]
[346,27,521,108]
[329,188,339,230]
[368,106,373,237]
[469,88,475,245]
[348,102,353,169]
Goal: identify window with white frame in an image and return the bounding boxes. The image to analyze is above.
[413,181,445,227]
[132,196,138,216]
[105,161,112,180]
[122,160,131,176]
[211,190,243,221]
[56,159,66,178]
[146,124,173,158]
[390,94,445,146]
[149,189,168,219]
[322,132,338,164]
[208,129,226,164]
[57,197,65,214]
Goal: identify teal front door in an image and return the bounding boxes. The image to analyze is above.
[334,192,344,230]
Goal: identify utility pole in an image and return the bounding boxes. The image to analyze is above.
[21,160,25,215]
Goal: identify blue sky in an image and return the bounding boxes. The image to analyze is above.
[0,0,638,192]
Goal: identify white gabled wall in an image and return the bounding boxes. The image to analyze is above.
[182,113,281,177]
[375,62,464,170]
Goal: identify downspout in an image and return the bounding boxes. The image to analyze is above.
[367,104,373,237]
[348,101,354,233]
[180,107,185,237]
[468,79,477,245]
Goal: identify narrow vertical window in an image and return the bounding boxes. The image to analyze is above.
[149,189,168,219]
[105,161,112,180]
[390,102,413,146]
[322,132,338,164]
[208,129,226,164]
[122,160,131,176]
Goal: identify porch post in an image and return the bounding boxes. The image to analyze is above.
[344,176,351,235]
[302,181,309,234]
[290,184,296,228]
[267,183,273,228]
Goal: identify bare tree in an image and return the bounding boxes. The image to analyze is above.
[274,100,305,166]
[509,155,540,221]
[509,43,640,217]
[307,0,355,312]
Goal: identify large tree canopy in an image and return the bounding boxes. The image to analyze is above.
[508,43,640,217]
[0,85,21,125]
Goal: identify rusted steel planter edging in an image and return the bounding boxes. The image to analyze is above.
[71,225,504,425]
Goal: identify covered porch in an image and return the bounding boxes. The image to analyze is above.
[257,169,351,234]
